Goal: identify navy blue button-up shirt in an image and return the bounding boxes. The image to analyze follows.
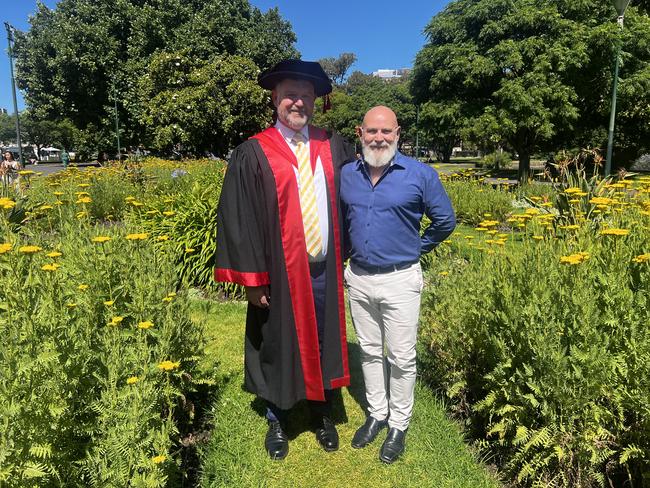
[340,151,456,268]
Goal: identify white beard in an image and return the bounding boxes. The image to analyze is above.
[362,139,398,168]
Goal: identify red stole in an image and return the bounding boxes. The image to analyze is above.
[252,126,348,400]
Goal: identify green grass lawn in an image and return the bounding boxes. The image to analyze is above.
[195,300,501,488]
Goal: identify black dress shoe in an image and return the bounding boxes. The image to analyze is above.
[265,420,289,460]
[315,416,339,452]
[379,427,406,464]
[351,416,388,449]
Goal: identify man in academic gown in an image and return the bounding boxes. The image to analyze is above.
[215,59,354,460]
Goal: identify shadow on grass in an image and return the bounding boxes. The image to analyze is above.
[240,339,369,440]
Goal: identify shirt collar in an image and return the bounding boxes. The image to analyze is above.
[275,120,309,144]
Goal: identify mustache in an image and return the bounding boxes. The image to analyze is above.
[368,141,390,149]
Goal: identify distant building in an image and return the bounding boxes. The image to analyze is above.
[0,108,8,115]
[371,68,411,80]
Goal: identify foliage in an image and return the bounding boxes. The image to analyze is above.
[441,169,515,225]
[0,201,210,485]
[420,175,650,486]
[313,73,416,151]
[138,53,268,156]
[419,101,464,163]
[479,151,513,171]
[318,53,357,85]
[0,112,17,144]
[13,0,298,154]
[411,0,650,182]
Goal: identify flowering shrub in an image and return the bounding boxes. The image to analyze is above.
[420,176,650,486]
[0,189,209,485]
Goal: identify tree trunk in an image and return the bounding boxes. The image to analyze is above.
[518,150,531,184]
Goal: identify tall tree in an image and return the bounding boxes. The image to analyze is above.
[14,0,298,154]
[139,52,268,156]
[318,53,357,85]
[412,0,650,181]
[314,72,416,152]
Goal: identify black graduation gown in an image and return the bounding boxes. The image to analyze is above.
[215,125,354,410]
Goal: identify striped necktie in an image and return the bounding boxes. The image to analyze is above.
[292,132,323,257]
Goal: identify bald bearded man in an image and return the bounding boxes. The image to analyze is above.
[340,106,456,463]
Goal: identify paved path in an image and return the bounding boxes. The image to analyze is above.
[25,162,101,177]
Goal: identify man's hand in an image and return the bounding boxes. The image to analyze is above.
[246,285,270,308]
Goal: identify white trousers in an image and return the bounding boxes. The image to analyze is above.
[345,262,423,431]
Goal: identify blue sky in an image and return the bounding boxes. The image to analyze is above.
[1,0,448,113]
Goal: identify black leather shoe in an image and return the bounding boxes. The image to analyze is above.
[265,420,289,460]
[379,427,406,464]
[351,416,388,449]
[315,416,339,452]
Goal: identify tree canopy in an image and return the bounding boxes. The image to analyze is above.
[14,0,298,155]
[313,72,416,153]
[411,0,650,180]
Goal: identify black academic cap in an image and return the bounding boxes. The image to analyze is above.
[258,59,332,97]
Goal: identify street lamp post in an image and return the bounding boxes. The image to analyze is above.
[112,82,120,160]
[4,22,24,166]
[605,0,631,176]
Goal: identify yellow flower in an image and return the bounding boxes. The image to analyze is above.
[130,201,144,207]
[560,252,590,265]
[66,303,77,308]
[532,235,544,240]
[162,210,176,216]
[19,245,43,254]
[78,284,89,291]
[162,296,173,303]
[157,235,170,241]
[600,228,630,236]
[76,211,87,219]
[138,321,154,329]
[0,243,12,254]
[125,196,136,201]
[126,376,139,385]
[158,360,180,371]
[464,236,475,240]
[39,205,53,211]
[152,455,166,464]
[529,196,542,202]
[125,233,149,240]
[0,198,16,209]
[564,187,582,194]
[41,263,60,272]
[475,227,488,232]
[524,208,541,215]
[54,201,64,206]
[540,202,553,208]
[568,199,580,204]
[77,183,91,188]
[185,248,195,253]
[103,300,115,306]
[18,170,35,176]
[92,236,112,243]
[632,253,649,263]
[478,220,499,228]
[145,210,158,215]
[108,316,124,326]
[76,196,92,204]
[53,191,64,196]
[560,225,580,230]
[589,197,613,206]
[438,271,449,276]
[166,292,177,297]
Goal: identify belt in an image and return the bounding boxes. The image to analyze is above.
[351,260,416,274]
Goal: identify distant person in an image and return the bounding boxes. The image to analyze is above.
[341,106,456,464]
[61,149,70,169]
[1,151,22,186]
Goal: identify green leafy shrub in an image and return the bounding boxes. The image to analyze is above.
[442,176,515,225]
[419,177,650,487]
[0,201,210,486]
